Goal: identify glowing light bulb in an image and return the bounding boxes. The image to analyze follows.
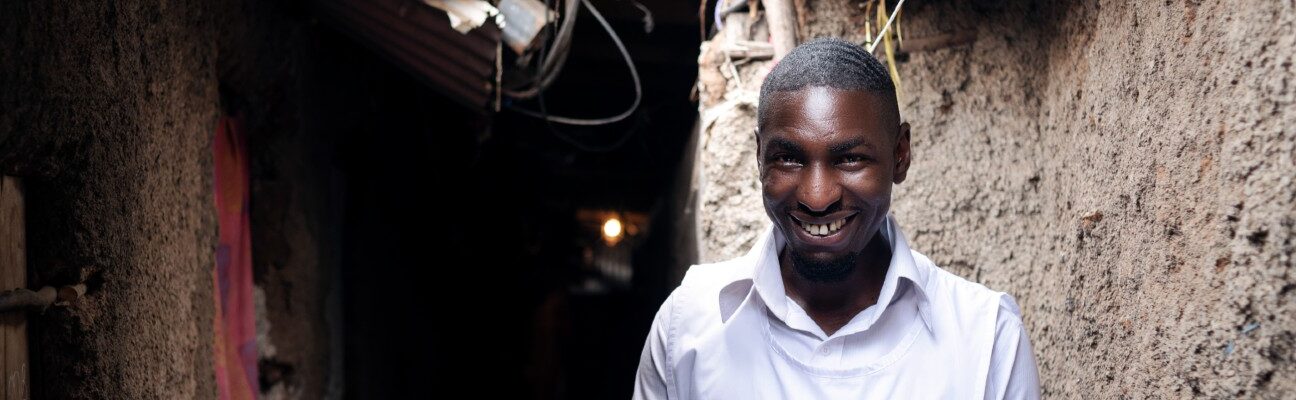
[603,217,623,240]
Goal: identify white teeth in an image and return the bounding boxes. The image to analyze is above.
[801,219,847,236]
[800,218,849,236]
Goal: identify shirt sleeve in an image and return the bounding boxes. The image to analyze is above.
[984,295,1041,400]
[633,291,677,400]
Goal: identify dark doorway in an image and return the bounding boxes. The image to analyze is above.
[322,1,702,398]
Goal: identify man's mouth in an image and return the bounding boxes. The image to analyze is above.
[794,214,854,237]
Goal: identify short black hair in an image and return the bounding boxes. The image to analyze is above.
[757,37,897,130]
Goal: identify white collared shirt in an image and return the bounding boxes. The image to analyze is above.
[633,216,1040,399]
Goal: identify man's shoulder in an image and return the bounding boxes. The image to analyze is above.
[679,256,749,289]
[909,249,1025,326]
[654,256,753,327]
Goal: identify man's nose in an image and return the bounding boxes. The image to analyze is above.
[796,165,841,213]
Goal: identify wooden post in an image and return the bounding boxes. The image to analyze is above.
[0,177,28,400]
[761,0,799,61]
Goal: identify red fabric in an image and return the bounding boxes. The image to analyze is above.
[213,115,259,400]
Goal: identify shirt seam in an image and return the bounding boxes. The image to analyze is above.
[988,301,1025,376]
[666,287,682,399]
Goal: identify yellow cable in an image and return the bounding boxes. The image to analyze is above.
[878,2,902,103]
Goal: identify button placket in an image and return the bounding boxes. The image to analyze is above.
[817,337,839,358]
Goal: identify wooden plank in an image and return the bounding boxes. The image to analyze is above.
[0,177,28,400]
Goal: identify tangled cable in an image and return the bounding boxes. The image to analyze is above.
[505,0,642,127]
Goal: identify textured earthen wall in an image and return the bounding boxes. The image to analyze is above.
[0,1,220,398]
[696,0,1294,397]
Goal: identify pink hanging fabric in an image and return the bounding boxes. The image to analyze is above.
[213,115,259,400]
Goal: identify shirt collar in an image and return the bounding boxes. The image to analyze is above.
[718,214,934,334]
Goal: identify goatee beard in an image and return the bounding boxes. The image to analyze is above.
[788,249,860,283]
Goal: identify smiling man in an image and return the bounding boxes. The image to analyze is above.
[633,38,1040,399]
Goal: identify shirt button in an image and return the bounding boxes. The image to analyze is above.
[819,347,832,356]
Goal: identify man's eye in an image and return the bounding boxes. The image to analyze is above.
[774,155,799,164]
[840,155,865,164]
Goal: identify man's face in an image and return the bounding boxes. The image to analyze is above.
[758,86,910,281]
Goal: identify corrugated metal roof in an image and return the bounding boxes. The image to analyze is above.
[317,0,502,113]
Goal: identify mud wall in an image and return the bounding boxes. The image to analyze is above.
[696,0,1295,397]
[0,1,347,398]
[0,1,220,398]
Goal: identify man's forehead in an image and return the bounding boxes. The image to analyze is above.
[767,85,893,107]
[763,87,897,126]
[764,133,876,151]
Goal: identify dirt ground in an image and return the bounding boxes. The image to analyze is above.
[697,0,1295,397]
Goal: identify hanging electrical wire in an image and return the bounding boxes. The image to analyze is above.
[862,0,906,102]
[535,91,645,151]
[511,0,638,152]
[867,0,906,54]
[505,0,643,126]
[503,0,579,98]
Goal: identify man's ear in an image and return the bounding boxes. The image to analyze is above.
[753,128,763,163]
[893,122,912,184]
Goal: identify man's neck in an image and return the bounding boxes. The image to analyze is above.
[779,234,892,336]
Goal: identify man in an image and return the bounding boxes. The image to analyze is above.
[633,38,1040,399]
